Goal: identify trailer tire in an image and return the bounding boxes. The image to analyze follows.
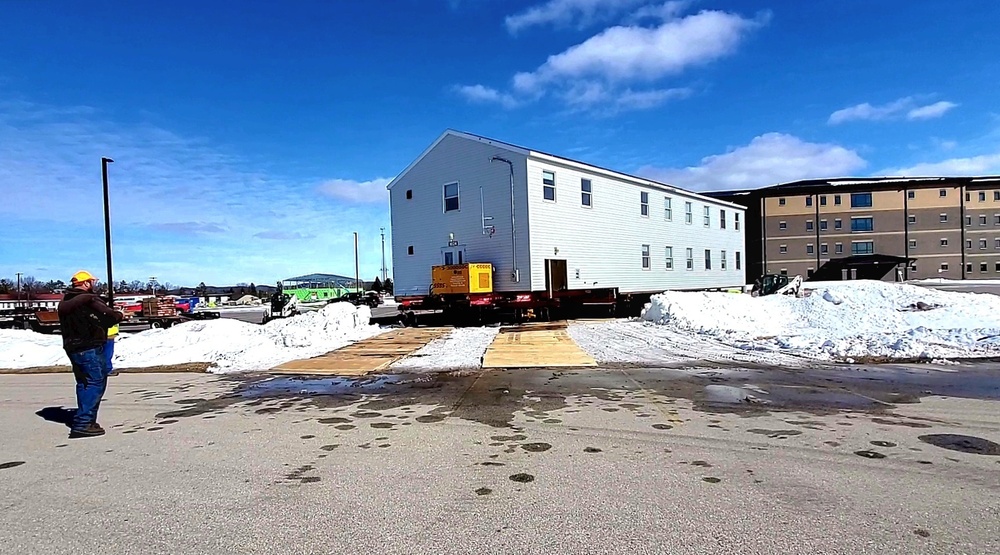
[150,321,162,329]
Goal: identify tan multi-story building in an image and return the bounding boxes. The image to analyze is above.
[709,176,1000,281]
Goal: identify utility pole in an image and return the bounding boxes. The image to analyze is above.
[15,272,22,309]
[354,232,360,293]
[380,227,386,282]
[102,157,115,305]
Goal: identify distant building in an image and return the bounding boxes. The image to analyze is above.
[708,176,1000,281]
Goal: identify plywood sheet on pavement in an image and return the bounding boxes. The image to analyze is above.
[482,327,596,368]
[271,327,449,376]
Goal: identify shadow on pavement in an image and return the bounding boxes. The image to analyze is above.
[36,406,75,428]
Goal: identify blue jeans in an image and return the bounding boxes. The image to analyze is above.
[104,338,115,375]
[68,345,108,430]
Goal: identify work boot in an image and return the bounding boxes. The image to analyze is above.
[69,423,106,439]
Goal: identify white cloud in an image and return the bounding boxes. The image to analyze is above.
[317,177,391,203]
[464,8,765,112]
[907,101,959,120]
[253,230,317,240]
[828,97,958,124]
[505,0,648,34]
[882,152,1000,176]
[637,132,867,191]
[453,84,521,109]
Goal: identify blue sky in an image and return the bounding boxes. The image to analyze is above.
[2,0,999,286]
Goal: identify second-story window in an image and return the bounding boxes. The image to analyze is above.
[640,191,649,217]
[720,210,727,229]
[581,179,592,207]
[703,206,710,227]
[444,182,460,212]
[685,202,693,224]
[851,193,873,207]
[664,197,673,220]
[542,170,556,201]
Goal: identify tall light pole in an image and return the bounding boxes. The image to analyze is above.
[102,157,115,305]
[15,272,22,309]
[380,227,386,282]
[149,276,158,297]
[354,232,360,293]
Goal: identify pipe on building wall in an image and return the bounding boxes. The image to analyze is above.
[814,193,820,273]
[960,184,966,279]
[490,156,520,283]
[903,185,909,281]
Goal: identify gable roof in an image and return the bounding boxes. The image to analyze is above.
[385,129,745,209]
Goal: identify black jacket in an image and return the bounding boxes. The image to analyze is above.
[57,288,123,354]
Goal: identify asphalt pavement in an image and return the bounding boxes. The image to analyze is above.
[2,364,999,554]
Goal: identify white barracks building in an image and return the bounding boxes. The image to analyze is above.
[388,130,746,298]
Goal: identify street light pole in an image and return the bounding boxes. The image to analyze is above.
[380,227,386,282]
[102,157,115,305]
[15,272,22,309]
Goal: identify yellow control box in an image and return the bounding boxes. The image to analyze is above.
[431,263,493,295]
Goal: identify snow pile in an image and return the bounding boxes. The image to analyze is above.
[0,302,382,372]
[641,280,1000,361]
[390,327,500,371]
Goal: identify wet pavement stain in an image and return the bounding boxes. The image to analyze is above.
[147,427,164,432]
[871,417,931,429]
[334,425,355,431]
[917,460,933,465]
[748,429,803,439]
[300,435,315,440]
[352,411,382,419]
[285,464,319,484]
[122,430,137,434]
[509,473,535,483]
[870,441,897,448]
[521,443,552,453]
[652,424,673,430]
[480,462,506,466]
[824,441,841,447]
[702,477,721,483]
[0,461,26,470]
[914,528,931,538]
[416,415,446,423]
[371,422,396,429]
[584,447,602,453]
[158,419,179,425]
[491,435,528,442]
[854,450,886,459]
[918,434,1000,455]
[318,417,351,424]
[690,461,713,468]
[475,487,492,496]
[320,444,340,451]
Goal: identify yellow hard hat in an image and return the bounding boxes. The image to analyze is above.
[71,270,97,284]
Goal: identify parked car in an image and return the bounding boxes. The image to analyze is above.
[335,291,383,308]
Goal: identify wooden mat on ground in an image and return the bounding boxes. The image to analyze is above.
[271,327,450,376]
[483,323,596,368]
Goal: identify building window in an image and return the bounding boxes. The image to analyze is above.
[834,219,842,230]
[780,269,788,276]
[820,195,827,206]
[806,244,814,255]
[407,246,414,255]
[966,239,973,249]
[851,217,874,232]
[720,210,727,229]
[721,250,727,270]
[542,170,556,201]
[852,241,874,255]
[908,215,916,225]
[939,189,947,197]
[704,249,712,270]
[581,179,592,207]
[778,197,786,206]
[779,245,788,254]
[966,192,971,202]
[940,213,948,223]
[981,215,988,225]
[820,220,828,231]
[966,215,972,226]
[806,196,813,207]
[405,189,413,199]
[980,191,987,202]
[835,243,843,254]
[703,206,711,227]
[981,239,988,249]
[821,244,829,254]
[642,244,650,269]
[834,195,842,205]
[640,191,649,216]
[665,247,674,270]
[735,213,740,230]
[907,190,915,199]
[685,202,693,224]
[807,269,815,278]
[995,238,1000,249]
[779,221,787,230]
[995,215,1000,225]
[940,238,949,247]
[444,182,460,212]
[982,262,989,272]
[995,192,1000,201]
[851,193,873,208]
[686,248,694,270]
[940,262,949,272]
[806,220,814,231]
[664,197,672,220]
[967,263,973,273]
[909,239,917,249]
[736,252,741,270]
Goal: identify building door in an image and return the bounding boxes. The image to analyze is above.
[441,246,466,266]
[545,259,568,296]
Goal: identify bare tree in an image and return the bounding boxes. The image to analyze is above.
[129,280,145,293]
[0,278,12,294]
[21,275,38,293]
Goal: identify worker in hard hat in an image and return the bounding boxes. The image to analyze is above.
[57,270,124,439]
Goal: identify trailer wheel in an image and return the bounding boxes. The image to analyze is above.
[150,321,163,329]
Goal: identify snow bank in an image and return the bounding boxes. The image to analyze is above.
[0,302,382,372]
[641,280,1000,361]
